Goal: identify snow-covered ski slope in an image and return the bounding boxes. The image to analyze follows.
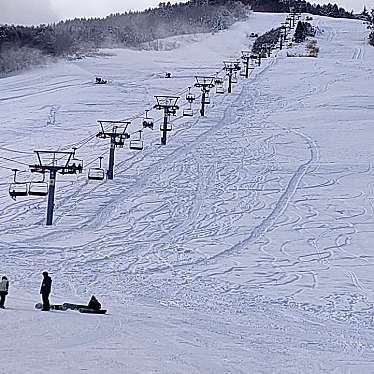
[1,12,374,374]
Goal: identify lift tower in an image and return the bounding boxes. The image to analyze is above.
[223,61,241,94]
[279,30,284,50]
[96,120,130,180]
[289,12,298,28]
[194,76,215,117]
[241,51,253,78]
[281,22,288,42]
[154,96,180,145]
[29,150,83,226]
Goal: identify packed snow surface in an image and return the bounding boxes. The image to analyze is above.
[1,12,374,374]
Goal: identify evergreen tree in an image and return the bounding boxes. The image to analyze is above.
[294,21,306,43]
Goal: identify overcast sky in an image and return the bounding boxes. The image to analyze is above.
[0,0,373,25]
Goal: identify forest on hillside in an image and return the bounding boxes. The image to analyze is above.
[0,0,357,76]
[365,8,374,46]
[1,0,249,75]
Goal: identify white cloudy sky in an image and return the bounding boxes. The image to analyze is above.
[0,0,372,25]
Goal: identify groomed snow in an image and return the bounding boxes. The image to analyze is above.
[1,12,374,374]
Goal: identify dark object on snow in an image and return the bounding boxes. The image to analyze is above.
[88,295,101,311]
[95,77,107,84]
[0,276,9,309]
[62,302,88,311]
[62,298,106,314]
[35,303,65,311]
[79,307,107,314]
[165,72,172,78]
[40,272,52,311]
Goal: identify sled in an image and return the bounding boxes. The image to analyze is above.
[79,307,107,314]
[62,302,87,311]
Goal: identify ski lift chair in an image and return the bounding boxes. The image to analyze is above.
[88,157,105,181]
[214,78,224,94]
[203,91,210,104]
[28,182,48,196]
[29,173,48,197]
[115,132,129,149]
[129,130,144,150]
[143,110,154,130]
[231,72,238,84]
[216,84,224,94]
[186,93,195,102]
[186,87,195,103]
[95,77,107,84]
[183,88,194,116]
[9,183,28,200]
[9,169,28,200]
[70,159,83,173]
[183,108,193,117]
[88,168,105,180]
[159,123,172,132]
[143,118,154,129]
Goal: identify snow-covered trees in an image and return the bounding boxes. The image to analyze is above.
[0,0,250,75]
[368,8,374,46]
[252,27,281,55]
[294,21,315,43]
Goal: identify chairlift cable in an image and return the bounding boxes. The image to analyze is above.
[0,156,31,167]
[85,150,109,168]
[0,163,22,171]
[0,147,34,155]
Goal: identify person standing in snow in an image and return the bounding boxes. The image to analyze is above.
[40,272,52,311]
[0,276,9,308]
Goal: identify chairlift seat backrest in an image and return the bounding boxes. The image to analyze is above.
[216,86,224,94]
[29,182,48,196]
[129,140,144,150]
[186,94,195,102]
[160,123,172,132]
[88,168,105,181]
[183,109,193,117]
[9,183,28,199]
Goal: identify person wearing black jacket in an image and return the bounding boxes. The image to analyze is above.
[40,272,52,311]
[0,276,9,308]
[88,295,101,311]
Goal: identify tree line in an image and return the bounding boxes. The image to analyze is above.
[365,8,374,46]
[1,0,250,75]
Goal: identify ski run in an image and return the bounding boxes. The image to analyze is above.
[1,11,374,374]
